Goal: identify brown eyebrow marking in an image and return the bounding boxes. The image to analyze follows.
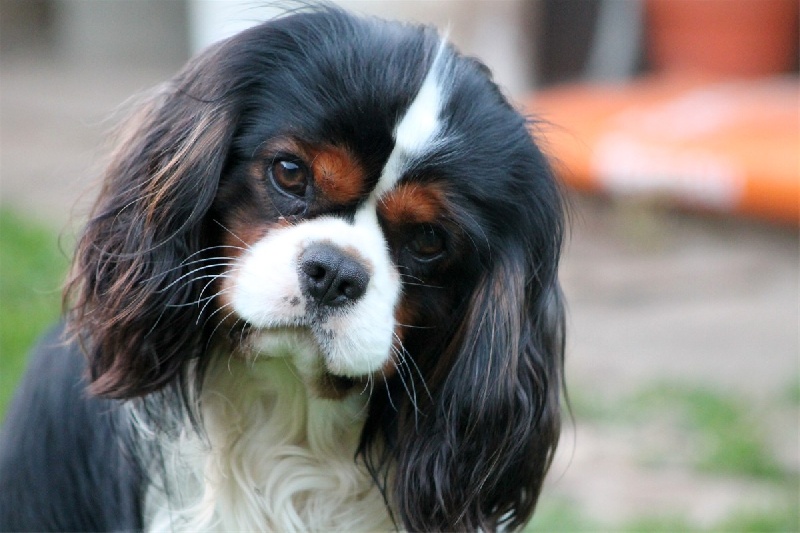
[309,145,366,204]
[377,182,447,225]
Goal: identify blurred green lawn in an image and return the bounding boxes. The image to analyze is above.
[527,383,800,532]
[1,207,797,531]
[0,208,69,415]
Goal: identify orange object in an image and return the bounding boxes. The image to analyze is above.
[646,0,799,78]
[525,75,800,224]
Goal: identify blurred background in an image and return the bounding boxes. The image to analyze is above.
[1,0,798,530]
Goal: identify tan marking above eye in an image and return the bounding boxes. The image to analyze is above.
[309,146,366,204]
[377,182,446,225]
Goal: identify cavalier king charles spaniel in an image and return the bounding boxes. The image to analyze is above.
[0,5,565,532]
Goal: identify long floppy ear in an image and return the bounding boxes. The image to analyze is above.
[393,245,565,531]
[65,43,239,399]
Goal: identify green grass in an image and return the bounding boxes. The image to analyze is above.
[526,497,799,533]
[528,381,799,532]
[0,208,69,416]
[712,505,800,533]
[621,506,800,533]
[570,381,793,481]
[629,384,788,481]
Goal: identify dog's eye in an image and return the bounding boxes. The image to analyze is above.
[270,158,310,197]
[407,225,445,261]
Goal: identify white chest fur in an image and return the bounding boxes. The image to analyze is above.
[144,359,392,532]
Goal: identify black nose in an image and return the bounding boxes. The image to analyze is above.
[299,243,370,308]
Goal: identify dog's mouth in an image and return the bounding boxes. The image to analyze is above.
[228,323,379,399]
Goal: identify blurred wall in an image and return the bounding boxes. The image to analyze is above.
[2,0,541,94]
[2,0,651,94]
[0,0,56,55]
[188,0,539,95]
[53,0,189,66]
[1,0,648,91]
[1,0,189,66]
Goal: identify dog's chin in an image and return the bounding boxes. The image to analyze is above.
[238,325,380,400]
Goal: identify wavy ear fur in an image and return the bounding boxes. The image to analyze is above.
[65,43,238,399]
[392,245,565,531]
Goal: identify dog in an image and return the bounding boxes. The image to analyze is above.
[0,5,565,532]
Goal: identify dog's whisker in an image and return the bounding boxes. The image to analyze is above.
[396,270,423,282]
[196,289,235,326]
[148,253,240,279]
[392,334,432,403]
[205,307,239,351]
[237,321,250,350]
[173,244,248,267]
[359,372,372,397]
[201,300,235,329]
[183,272,234,285]
[166,295,216,308]
[225,317,246,347]
[390,346,421,424]
[452,209,490,257]
[162,274,236,308]
[401,281,444,290]
[379,368,398,413]
[159,271,235,304]
[198,287,235,319]
[394,322,434,330]
[213,220,253,250]
[155,263,237,293]
[395,271,445,290]
[197,271,239,302]
[281,357,304,384]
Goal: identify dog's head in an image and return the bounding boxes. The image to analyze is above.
[66,6,565,530]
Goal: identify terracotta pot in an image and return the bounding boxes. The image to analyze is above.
[646,0,799,77]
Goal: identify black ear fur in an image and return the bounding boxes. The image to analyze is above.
[392,245,565,532]
[65,43,240,399]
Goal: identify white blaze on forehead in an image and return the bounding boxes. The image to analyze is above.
[374,42,449,198]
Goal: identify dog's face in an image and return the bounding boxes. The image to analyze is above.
[67,8,565,530]
[213,43,489,391]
